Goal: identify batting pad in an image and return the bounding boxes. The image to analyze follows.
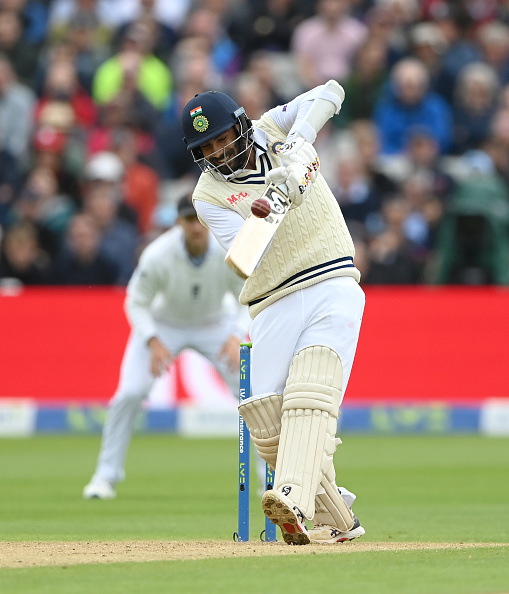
[314,464,355,532]
[238,393,283,470]
[275,346,349,522]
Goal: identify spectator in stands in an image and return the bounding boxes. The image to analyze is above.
[481,135,509,190]
[363,3,405,68]
[373,57,453,155]
[113,0,192,33]
[451,62,500,154]
[0,54,36,163]
[407,21,448,92]
[164,36,225,127]
[82,150,138,229]
[182,5,242,80]
[48,0,114,46]
[63,11,111,95]
[92,21,172,111]
[31,126,81,208]
[227,0,311,66]
[110,127,158,235]
[9,166,76,262]
[112,10,178,64]
[475,21,509,86]
[363,197,424,284]
[348,119,399,200]
[331,150,385,234]
[87,89,159,161]
[234,73,274,121]
[336,39,389,127]
[82,157,138,284]
[242,50,288,107]
[431,5,480,103]
[0,9,39,86]
[1,0,49,47]
[156,37,216,180]
[51,211,119,285]
[291,0,368,87]
[399,172,443,255]
[0,133,21,227]
[35,58,97,132]
[402,127,454,200]
[0,219,52,285]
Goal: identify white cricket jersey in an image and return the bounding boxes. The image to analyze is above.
[125,225,247,343]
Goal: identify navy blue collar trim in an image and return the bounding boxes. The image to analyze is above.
[231,153,273,185]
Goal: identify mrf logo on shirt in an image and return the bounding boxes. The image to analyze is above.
[227,191,249,205]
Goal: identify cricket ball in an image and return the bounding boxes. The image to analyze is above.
[251,198,271,218]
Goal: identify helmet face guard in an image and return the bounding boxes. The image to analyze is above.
[182,92,254,181]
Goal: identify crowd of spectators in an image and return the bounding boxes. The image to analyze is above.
[2,0,509,288]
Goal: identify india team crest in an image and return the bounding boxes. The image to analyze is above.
[192,115,209,132]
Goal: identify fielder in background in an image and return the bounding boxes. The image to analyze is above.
[83,195,251,500]
[181,82,366,545]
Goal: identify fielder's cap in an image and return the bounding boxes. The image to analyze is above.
[177,194,197,218]
[84,151,124,182]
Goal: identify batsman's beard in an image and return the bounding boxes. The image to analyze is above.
[206,136,252,179]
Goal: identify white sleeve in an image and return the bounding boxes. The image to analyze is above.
[227,268,251,337]
[267,81,344,143]
[194,200,245,252]
[125,253,161,343]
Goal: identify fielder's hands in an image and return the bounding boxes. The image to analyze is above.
[148,336,174,377]
[267,137,320,208]
[218,334,241,372]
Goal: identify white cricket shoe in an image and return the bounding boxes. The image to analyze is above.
[83,478,116,500]
[308,516,365,543]
[262,489,310,545]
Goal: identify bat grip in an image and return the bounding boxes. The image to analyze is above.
[278,183,289,197]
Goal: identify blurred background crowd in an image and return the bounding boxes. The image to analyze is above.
[1,0,509,288]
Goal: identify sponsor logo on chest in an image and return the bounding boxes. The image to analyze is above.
[227,191,249,205]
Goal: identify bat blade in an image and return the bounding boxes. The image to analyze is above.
[225,183,290,278]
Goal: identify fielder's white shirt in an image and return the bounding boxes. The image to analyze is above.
[125,225,248,344]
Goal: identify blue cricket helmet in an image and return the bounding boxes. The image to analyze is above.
[181,91,254,179]
[182,91,248,150]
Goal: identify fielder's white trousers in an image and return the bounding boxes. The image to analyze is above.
[93,316,240,485]
[250,276,365,400]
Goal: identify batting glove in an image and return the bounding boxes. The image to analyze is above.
[275,137,320,183]
[267,162,314,208]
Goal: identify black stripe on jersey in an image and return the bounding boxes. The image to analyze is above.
[231,153,274,186]
[248,257,355,306]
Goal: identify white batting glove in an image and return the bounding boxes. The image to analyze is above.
[275,137,320,183]
[267,162,314,208]
[268,137,320,207]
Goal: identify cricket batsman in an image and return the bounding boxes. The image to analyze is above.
[181,81,366,544]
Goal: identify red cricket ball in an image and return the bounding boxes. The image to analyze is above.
[251,198,271,218]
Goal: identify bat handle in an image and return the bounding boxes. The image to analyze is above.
[277,183,289,197]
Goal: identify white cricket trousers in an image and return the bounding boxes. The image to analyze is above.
[249,276,365,400]
[93,317,239,485]
[249,277,365,506]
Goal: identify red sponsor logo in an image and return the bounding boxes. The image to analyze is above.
[227,191,249,205]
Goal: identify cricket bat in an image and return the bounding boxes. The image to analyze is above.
[225,183,290,279]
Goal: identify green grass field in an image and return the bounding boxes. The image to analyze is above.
[0,434,508,593]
